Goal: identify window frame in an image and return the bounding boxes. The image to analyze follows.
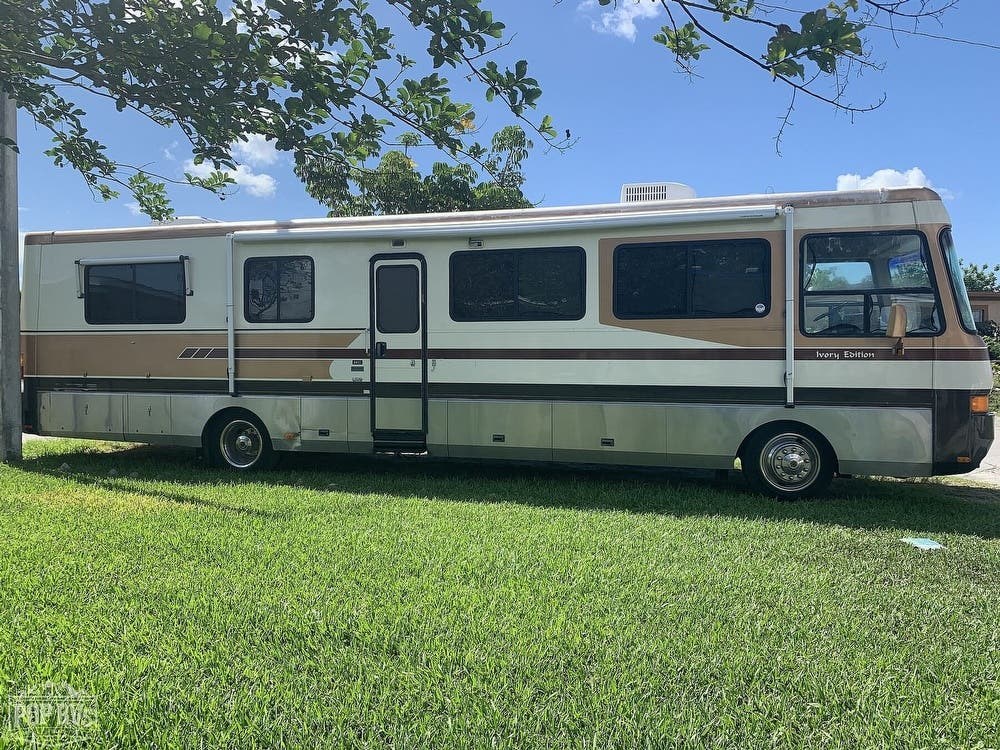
[83,260,187,325]
[612,237,772,320]
[243,255,316,324]
[448,246,587,323]
[799,230,946,338]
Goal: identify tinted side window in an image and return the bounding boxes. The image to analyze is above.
[450,252,517,321]
[85,262,186,324]
[691,244,769,316]
[517,248,585,319]
[614,239,770,319]
[376,265,420,334]
[615,244,687,318]
[245,256,314,323]
[449,247,585,321]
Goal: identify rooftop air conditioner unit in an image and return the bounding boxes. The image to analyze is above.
[620,182,697,203]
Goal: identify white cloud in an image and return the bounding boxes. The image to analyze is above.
[163,141,179,161]
[232,133,278,167]
[230,165,277,197]
[578,0,660,42]
[836,167,953,200]
[126,202,143,216]
[184,159,277,198]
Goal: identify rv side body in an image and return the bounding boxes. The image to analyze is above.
[20,187,994,492]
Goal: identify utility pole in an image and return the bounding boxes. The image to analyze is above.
[0,94,21,461]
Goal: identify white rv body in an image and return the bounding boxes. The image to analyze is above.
[20,187,994,496]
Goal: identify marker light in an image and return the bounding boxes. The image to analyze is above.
[970,395,989,414]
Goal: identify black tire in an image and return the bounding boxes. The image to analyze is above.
[205,412,277,471]
[741,425,834,500]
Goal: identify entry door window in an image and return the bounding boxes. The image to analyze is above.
[376,265,420,333]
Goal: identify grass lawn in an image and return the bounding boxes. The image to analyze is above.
[1,439,998,748]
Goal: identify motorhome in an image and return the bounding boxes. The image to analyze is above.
[20,184,994,498]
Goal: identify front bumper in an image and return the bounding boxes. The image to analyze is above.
[934,412,994,476]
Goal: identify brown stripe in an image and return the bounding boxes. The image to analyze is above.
[427,348,787,361]
[928,348,993,361]
[219,346,986,362]
[389,347,985,362]
[798,347,989,362]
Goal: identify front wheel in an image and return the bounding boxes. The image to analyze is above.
[742,427,833,500]
[207,413,277,471]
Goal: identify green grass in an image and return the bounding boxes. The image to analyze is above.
[1,440,998,749]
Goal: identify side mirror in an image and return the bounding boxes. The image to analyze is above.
[886,303,908,339]
[887,303,907,357]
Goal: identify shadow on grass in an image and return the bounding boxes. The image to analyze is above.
[16,442,1000,538]
[20,444,286,519]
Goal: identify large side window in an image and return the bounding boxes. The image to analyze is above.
[450,247,585,321]
[85,261,186,324]
[245,256,315,323]
[801,232,942,337]
[613,239,770,319]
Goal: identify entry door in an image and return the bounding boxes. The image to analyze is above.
[369,255,428,447]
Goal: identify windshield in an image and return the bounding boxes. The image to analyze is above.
[940,228,978,334]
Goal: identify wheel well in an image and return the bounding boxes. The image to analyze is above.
[736,420,839,473]
[201,407,271,450]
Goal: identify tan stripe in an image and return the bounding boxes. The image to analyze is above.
[237,361,337,380]
[234,331,362,347]
[23,332,362,378]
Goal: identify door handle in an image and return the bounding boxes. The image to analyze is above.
[374,341,387,359]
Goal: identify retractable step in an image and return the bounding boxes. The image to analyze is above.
[372,429,427,451]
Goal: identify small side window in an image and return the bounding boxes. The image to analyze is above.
[245,256,315,323]
[85,261,186,324]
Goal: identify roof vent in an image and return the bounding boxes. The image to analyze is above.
[620,182,697,203]
[153,215,222,226]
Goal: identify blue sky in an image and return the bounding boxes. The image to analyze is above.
[15,1,1000,263]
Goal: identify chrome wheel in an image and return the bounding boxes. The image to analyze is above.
[219,419,264,469]
[758,432,821,492]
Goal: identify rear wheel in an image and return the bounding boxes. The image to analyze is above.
[207,413,276,471]
[742,427,833,500]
